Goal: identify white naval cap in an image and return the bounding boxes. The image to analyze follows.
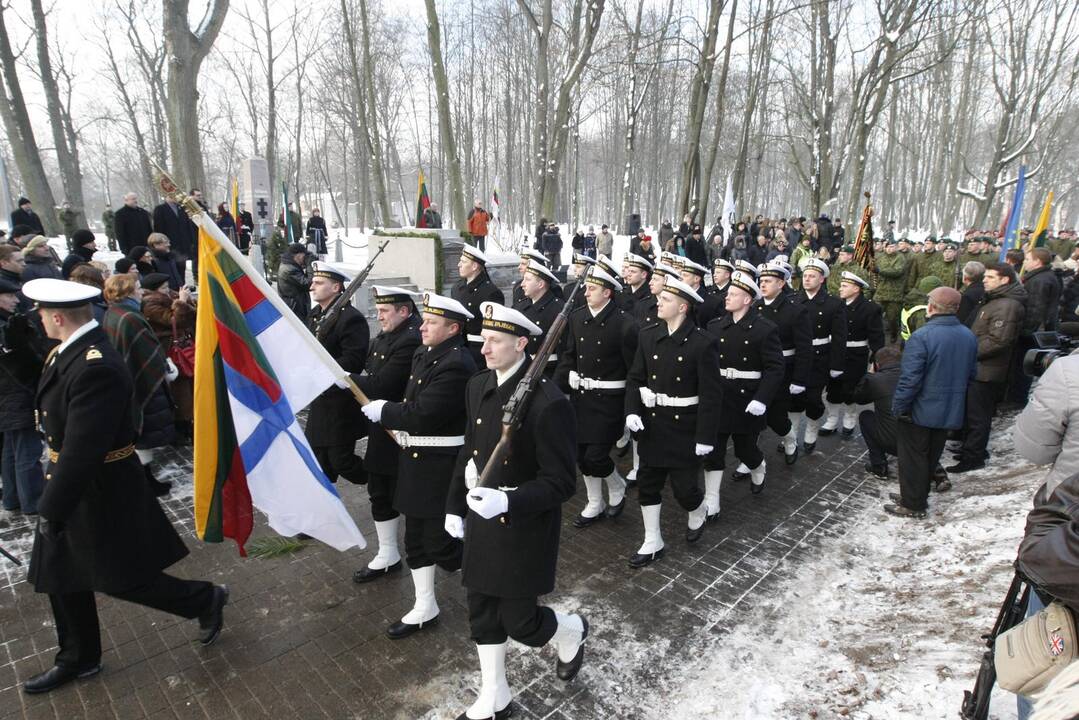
[624,252,654,271]
[372,285,417,305]
[461,243,490,265]
[729,271,762,300]
[758,262,792,282]
[802,258,830,278]
[596,254,621,278]
[679,257,708,278]
[572,252,597,266]
[734,259,758,278]
[22,278,101,308]
[520,248,547,265]
[660,276,704,305]
[480,301,542,337]
[311,261,351,284]
[712,258,735,273]
[585,265,623,292]
[421,291,474,321]
[840,271,870,289]
[653,262,681,279]
[524,259,558,284]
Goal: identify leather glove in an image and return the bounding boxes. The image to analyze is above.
[745,400,767,416]
[830,370,843,378]
[467,487,509,519]
[789,384,806,395]
[695,443,714,456]
[361,399,387,423]
[625,414,645,432]
[465,458,480,489]
[444,514,464,539]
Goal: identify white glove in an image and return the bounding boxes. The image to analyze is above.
[444,514,464,539]
[830,370,843,378]
[467,487,509,519]
[789,384,806,395]
[626,414,645,432]
[164,357,179,383]
[361,399,387,423]
[464,458,479,489]
[745,400,766,416]
[695,443,714,456]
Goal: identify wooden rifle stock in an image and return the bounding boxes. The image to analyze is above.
[315,238,391,340]
[476,272,586,488]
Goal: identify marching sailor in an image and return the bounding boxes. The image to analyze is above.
[634,261,680,327]
[351,286,422,583]
[698,258,733,326]
[511,248,549,305]
[564,252,596,307]
[513,259,565,374]
[624,276,722,567]
[554,265,638,527]
[304,262,370,485]
[452,244,505,367]
[447,302,585,720]
[678,257,710,322]
[360,292,476,638]
[703,272,785,500]
[619,253,654,314]
[791,258,847,451]
[822,272,885,436]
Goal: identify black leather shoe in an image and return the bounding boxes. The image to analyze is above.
[776,441,785,454]
[865,463,888,478]
[686,523,705,543]
[706,511,720,524]
[889,492,903,504]
[883,503,926,519]
[199,585,229,646]
[605,497,626,519]
[627,548,665,568]
[23,663,101,694]
[933,478,953,493]
[750,479,765,495]
[144,465,172,497]
[624,476,637,490]
[556,617,588,681]
[784,448,798,466]
[352,560,402,584]
[945,461,985,474]
[803,441,816,455]
[818,427,838,436]
[387,615,438,640]
[731,469,750,482]
[573,512,605,529]
[840,427,854,438]
[456,701,516,720]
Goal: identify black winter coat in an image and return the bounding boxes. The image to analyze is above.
[0,310,45,431]
[448,363,576,598]
[379,335,476,517]
[758,293,812,388]
[833,295,885,399]
[304,303,369,446]
[1021,266,1062,335]
[959,280,985,326]
[114,205,153,254]
[21,255,61,282]
[698,283,729,327]
[152,250,185,291]
[618,282,652,315]
[152,202,197,257]
[626,320,722,467]
[706,308,785,433]
[10,207,44,235]
[355,315,422,476]
[305,216,329,253]
[554,300,638,444]
[452,273,505,366]
[793,289,847,387]
[276,258,310,322]
[28,327,189,594]
[852,362,901,452]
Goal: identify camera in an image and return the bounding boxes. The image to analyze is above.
[1023,330,1077,377]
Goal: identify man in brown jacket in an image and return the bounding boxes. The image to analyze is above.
[948,262,1027,472]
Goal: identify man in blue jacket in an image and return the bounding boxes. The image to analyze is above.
[886,287,977,518]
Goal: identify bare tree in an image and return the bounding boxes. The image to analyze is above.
[424,0,467,231]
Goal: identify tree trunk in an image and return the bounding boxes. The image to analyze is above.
[424,0,468,232]
[698,0,738,223]
[356,0,395,225]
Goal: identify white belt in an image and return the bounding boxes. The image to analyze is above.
[846,340,869,348]
[782,348,795,357]
[720,368,762,380]
[392,431,465,448]
[812,336,832,346]
[639,387,699,408]
[467,334,484,343]
[569,370,627,391]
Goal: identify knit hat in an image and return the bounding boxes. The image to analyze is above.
[918,276,942,293]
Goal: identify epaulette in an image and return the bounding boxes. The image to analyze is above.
[85,346,103,361]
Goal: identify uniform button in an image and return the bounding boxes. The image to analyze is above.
[476,418,482,424]
[720,338,725,342]
[674,414,679,420]
[473,450,479,456]
[651,412,656,417]
[651,374,656,379]
[48,436,53,442]
[676,377,681,382]
[417,379,422,384]
[653,354,658,359]
[412,452,419,458]
[46,474,52,480]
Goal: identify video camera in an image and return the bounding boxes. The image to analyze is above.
[1023,330,1078,378]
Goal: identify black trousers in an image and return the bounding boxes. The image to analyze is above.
[961,380,1003,464]
[50,573,214,669]
[896,419,948,512]
[703,433,763,472]
[765,392,793,438]
[367,471,399,522]
[577,442,615,477]
[467,590,557,646]
[859,410,896,466]
[1006,336,1036,405]
[313,443,366,485]
[789,385,825,419]
[403,515,462,571]
[637,465,702,509]
[472,234,487,252]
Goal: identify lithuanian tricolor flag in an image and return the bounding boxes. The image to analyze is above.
[415,170,431,227]
[193,219,365,554]
[1027,191,1053,253]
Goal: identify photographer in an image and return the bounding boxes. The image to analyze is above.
[1015,350,1079,496]
[0,278,47,515]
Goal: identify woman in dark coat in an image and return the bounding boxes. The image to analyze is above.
[102,273,175,496]
[141,274,197,443]
[127,245,156,278]
[215,203,236,242]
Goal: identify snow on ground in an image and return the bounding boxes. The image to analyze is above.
[652,418,1043,720]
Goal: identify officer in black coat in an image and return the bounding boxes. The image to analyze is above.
[824,272,885,435]
[360,292,476,639]
[452,244,505,367]
[352,286,421,583]
[21,278,227,695]
[634,261,679,327]
[703,272,785,502]
[152,199,197,272]
[563,252,595,308]
[113,195,154,255]
[304,263,369,485]
[618,252,653,313]
[445,301,584,720]
[513,260,565,374]
[553,265,637,527]
[678,257,711,324]
[511,248,561,305]
[698,258,733,326]
[625,277,721,567]
[790,259,847,452]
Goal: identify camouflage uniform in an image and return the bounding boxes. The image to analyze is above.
[875,250,909,341]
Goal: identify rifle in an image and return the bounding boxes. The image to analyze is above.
[960,570,1030,720]
[477,272,586,489]
[0,541,22,566]
[314,237,391,340]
